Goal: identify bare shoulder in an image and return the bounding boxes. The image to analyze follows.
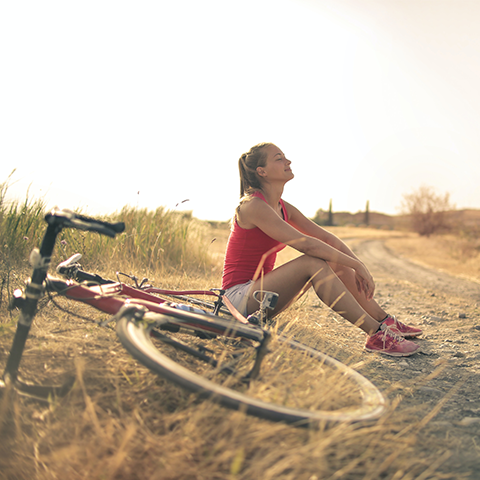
[236,196,271,228]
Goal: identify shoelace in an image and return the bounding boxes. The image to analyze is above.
[380,324,405,344]
[389,316,405,330]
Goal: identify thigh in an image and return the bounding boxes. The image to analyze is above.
[246,255,329,316]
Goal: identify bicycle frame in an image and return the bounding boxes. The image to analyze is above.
[56,256,231,316]
[48,280,219,316]
[46,279,247,333]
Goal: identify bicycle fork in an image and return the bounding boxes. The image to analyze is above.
[1,222,73,401]
[4,277,45,384]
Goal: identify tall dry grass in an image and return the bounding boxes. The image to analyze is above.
[55,206,213,278]
[0,173,47,264]
[0,179,216,313]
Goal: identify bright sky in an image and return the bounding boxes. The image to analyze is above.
[2,0,480,221]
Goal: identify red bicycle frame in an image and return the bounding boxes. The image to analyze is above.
[50,280,248,324]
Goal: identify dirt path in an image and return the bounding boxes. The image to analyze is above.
[355,238,480,302]
[339,238,480,475]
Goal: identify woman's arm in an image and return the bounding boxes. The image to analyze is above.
[285,201,375,298]
[284,201,358,258]
[240,198,375,299]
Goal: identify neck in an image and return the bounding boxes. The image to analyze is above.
[258,182,284,208]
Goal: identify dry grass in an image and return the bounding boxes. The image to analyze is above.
[0,299,454,480]
[1,223,478,479]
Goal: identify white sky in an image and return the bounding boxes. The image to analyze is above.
[2,0,480,221]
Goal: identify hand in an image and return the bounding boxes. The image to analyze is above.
[354,262,375,301]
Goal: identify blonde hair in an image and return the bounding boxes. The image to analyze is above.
[238,142,273,197]
[234,142,273,218]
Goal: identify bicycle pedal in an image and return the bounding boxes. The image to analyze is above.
[246,313,261,325]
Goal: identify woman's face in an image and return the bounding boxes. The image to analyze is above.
[257,144,294,184]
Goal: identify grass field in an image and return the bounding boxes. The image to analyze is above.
[1,196,479,479]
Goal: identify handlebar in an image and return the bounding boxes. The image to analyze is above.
[21,208,125,288]
[45,209,125,238]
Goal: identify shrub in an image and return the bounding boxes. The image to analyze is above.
[400,185,454,236]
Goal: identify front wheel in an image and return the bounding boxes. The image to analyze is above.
[116,305,386,426]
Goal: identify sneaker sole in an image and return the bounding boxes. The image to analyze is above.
[364,346,420,357]
[400,332,422,339]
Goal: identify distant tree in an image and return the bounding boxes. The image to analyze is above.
[364,200,370,226]
[312,200,335,226]
[401,185,454,236]
[311,208,325,225]
[327,199,334,226]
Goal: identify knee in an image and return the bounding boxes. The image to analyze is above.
[328,261,354,279]
[300,255,331,276]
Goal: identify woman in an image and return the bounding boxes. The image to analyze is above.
[222,142,422,356]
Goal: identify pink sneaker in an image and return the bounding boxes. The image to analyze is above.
[365,324,420,357]
[382,315,422,338]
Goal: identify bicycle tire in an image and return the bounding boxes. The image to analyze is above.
[116,305,386,426]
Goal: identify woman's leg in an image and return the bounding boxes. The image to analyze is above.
[328,262,388,322]
[246,255,381,335]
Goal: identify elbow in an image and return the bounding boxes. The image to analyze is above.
[288,237,316,256]
[302,244,318,257]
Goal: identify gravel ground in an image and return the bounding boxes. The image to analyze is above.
[310,237,480,476]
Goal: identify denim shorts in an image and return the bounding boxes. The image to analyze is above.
[224,280,254,316]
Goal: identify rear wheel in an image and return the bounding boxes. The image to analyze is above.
[116,304,385,426]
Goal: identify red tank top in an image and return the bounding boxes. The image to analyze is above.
[221,191,288,290]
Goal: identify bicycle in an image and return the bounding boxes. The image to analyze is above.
[1,208,386,427]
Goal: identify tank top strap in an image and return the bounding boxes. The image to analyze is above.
[251,191,288,222]
[279,198,288,222]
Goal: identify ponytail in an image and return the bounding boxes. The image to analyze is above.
[238,143,272,198]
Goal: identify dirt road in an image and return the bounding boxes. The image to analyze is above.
[355,238,480,303]
[341,238,480,475]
